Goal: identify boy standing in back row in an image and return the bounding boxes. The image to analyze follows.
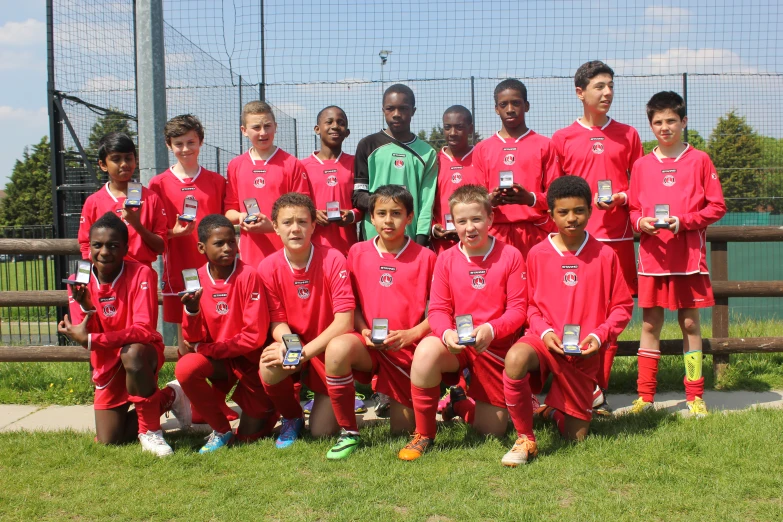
[552,61,643,414]
[352,84,438,246]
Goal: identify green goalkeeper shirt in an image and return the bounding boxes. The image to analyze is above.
[351,130,438,243]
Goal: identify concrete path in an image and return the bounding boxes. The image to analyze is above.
[2,390,782,433]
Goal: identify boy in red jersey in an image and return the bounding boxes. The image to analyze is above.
[431,105,484,255]
[302,106,361,256]
[398,185,528,462]
[629,91,726,418]
[225,101,312,267]
[323,185,437,460]
[58,212,190,456]
[176,214,277,453]
[78,133,167,267]
[258,193,355,448]
[552,61,644,414]
[500,176,633,467]
[472,79,560,258]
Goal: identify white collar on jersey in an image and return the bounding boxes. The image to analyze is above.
[494,130,531,143]
[247,147,279,165]
[652,143,691,163]
[284,244,314,273]
[458,236,496,262]
[440,146,474,162]
[575,117,613,131]
[104,182,124,203]
[372,235,411,259]
[546,231,590,257]
[310,151,343,165]
[90,261,124,289]
[169,165,202,183]
[206,257,237,285]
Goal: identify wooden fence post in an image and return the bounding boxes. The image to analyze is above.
[711,241,730,383]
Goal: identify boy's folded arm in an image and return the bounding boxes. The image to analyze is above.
[181,307,207,343]
[90,323,159,351]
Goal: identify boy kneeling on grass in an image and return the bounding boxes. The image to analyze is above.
[501,176,633,467]
[58,212,190,456]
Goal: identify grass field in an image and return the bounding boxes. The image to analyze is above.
[0,408,781,521]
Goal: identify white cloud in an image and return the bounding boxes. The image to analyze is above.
[0,106,47,125]
[0,19,45,47]
[644,6,691,22]
[81,75,135,92]
[614,48,758,75]
[0,48,45,71]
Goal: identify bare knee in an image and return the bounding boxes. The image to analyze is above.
[505,343,538,378]
[679,312,700,336]
[120,343,150,376]
[324,335,356,373]
[642,309,665,334]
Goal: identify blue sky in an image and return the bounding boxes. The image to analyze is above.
[1,0,781,187]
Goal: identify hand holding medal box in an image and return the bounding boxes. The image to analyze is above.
[562,324,582,355]
[179,198,198,222]
[371,318,389,347]
[653,204,671,229]
[178,268,201,296]
[243,198,260,223]
[62,260,92,286]
[124,182,143,209]
[282,334,304,366]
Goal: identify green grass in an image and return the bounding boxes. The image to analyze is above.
[0,409,782,521]
[0,259,58,321]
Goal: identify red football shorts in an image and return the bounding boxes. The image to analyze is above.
[211,354,271,419]
[93,346,166,410]
[520,334,598,422]
[489,219,553,258]
[604,240,638,296]
[163,295,184,324]
[350,332,414,409]
[637,273,715,310]
[302,354,329,396]
[443,344,508,408]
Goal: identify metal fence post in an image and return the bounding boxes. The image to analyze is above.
[682,72,688,143]
[470,76,477,145]
[711,241,730,382]
[239,75,244,153]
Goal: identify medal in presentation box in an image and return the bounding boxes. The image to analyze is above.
[498,170,514,191]
[371,318,389,346]
[124,182,142,208]
[456,314,476,345]
[562,324,582,355]
[62,260,91,286]
[178,268,201,296]
[326,201,342,222]
[444,213,456,232]
[653,204,670,229]
[243,198,260,223]
[179,198,198,222]
[282,334,304,366]
[597,180,613,204]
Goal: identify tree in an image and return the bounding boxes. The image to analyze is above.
[0,136,53,227]
[642,129,707,155]
[87,110,137,155]
[417,126,482,150]
[707,111,762,212]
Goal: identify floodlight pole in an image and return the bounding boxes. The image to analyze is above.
[136,0,175,343]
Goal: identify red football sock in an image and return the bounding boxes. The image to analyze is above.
[262,375,303,419]
[411,384,440,439]
[129,389,162,434]
[175,353,232,433]
[457,372,468,391]
[598,339,618,390]
[551,408,566,437]
[453,396,475,425]
[326,373,358,432]
[503,371,535,441]
[684,376,705,402]
[159,385,175,414]
[220,398,239,421]
[637,349,661,403]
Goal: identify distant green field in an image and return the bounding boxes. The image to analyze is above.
[0,259,58,322]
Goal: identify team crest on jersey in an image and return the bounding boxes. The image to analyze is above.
[102,304,117,317]
[326,175,338,187]
[663,175,676,187]
[563,272,578,286]
[503,154,515,165]
[253,176,265,188]
[216,301,229,315]
[471,275,486,290]
[394,159,404,169]
[592,142,604,154]
[297,287,311,300]
[379,273,393,287]
[451,172,462,184]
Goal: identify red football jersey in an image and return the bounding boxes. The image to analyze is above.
[432,147,484,229]
[629,145,726,275]
[67,262,163,387]
[302,152,361,256]
[148,167,226,295]
[259,244,355,343]
[472,131,558,225]
[78,183,168,266]
[181,259,269,362]
[225,148,313,267]
[428,238,528,350]
[526,233,634,345]
[552,118,643,241]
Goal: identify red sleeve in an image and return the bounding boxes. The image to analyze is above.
[525,254,551,337]
[326,252,355,314]
[67,285,102,334]
[679,157,727,231]
[260,263,287,323]
[590,251,634,344]
[90,269,160,350]
[551,133,567,176]
[148,194,169,246]
[531,140,560,212]
[224,160,240,212]
[78,197,95,261]
[181,307,208,343]
[486,250,528,338]
[628,161,643,233]
[197,272,270,359]
[217,174,227,214]
[629,129,644,171]
[427,257,455,339]
[147,177,176,229]
[290,159,313,198]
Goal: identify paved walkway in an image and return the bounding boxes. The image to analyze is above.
[2,389,782,433]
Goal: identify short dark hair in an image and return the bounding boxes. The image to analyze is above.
[494,79,527,103]
[383,83,415,107]
[90,211,128,244]
[443,105,473,125]
[547,175,592,211]
[97,132,136,163]
[574,60,614,90]
[272,192,317,222]
[164,114,205,145]
[369,185,414,215]
[198,214,234,243]
[316,105,347,124]
[646,91,687,122]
